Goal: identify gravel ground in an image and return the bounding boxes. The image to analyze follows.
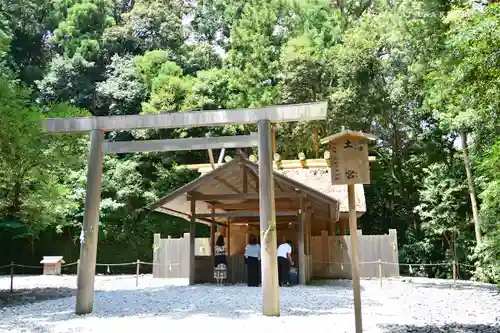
[0,275,498,333]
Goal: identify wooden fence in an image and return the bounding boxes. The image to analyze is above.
[153,229,399,282]
[153,233,225,279]
[311,229,399,279]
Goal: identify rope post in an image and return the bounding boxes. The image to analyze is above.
[10,261,14,294]
[452,260,457,285]
[136,260,140,287]
[378,259,382,287]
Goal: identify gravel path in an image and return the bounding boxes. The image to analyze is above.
[0,275,498,333]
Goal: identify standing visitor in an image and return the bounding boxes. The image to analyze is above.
[214,235,227,286]
[277,240,294,286]
[244,234,261,287]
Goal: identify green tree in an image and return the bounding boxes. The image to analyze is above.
[0,0,58,84]
[414,162,471,270]
[0,79,88,242]
[101,0,186,57]
[50,0,115,58]
[472,139,500,284]
[36,54,98,112]
[96,54,148,115]
[141,62,192,114]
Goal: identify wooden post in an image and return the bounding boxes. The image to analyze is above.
[348,184,362,333]
[136,259,140,287]
[227,218,231,256]
[211,207,216,256]
[10,261,14,293]
[314,125,319,158]
[217,148,226,164]
[208,148,216,170]
[227,218,231,282]
[340,219,347,236]
[306,209,312,255]
[452,260,457,285]
[258,119,280,316]
[298,197,306,285]
[189,200,196,285]
[152,234,160,277]
[306,209,313,282]
[76,129,104,315]
[210,223,215,256]
[378,258,382,287]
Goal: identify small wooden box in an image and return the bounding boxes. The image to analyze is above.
[321,131,375,185]
[40,256,65,275]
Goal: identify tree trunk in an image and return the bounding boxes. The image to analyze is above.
[460,129,481,244]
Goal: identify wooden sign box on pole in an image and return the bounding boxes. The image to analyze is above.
[321,130,375,333]
[324,132,374,186]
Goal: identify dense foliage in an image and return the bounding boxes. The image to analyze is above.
[0,0,498,282]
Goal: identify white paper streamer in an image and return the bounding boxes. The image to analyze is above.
[79,229,85,244]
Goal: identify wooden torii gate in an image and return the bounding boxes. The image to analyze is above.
[42,102,328,316]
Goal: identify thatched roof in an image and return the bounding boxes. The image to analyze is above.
[276,169,366,213]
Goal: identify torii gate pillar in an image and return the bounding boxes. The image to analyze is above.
[76,129,104,314]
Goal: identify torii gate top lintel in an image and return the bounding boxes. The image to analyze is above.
[43,102,328,133]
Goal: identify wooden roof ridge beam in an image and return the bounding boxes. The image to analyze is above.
[320,130,376,144]
[102,133,259,154]
[43,102,327,133]
[191,156,377,172]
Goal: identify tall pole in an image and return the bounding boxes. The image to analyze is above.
[258,119,280,316]
[76,129,104,315]
[348,184,362,332]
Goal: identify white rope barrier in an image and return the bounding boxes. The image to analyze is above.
[0,260,479,269]
[1,258,483,294]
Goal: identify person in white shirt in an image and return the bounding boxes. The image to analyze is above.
[277,240,294,286]
[244,234,261,286]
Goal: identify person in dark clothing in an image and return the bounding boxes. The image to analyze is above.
[213,235,227,286]
[244,234,261,287]
[277,240,294,286]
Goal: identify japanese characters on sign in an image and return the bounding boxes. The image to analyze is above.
[331,144,341,181]
[330,137,370,185]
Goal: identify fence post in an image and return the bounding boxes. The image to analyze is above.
[378,258,382,287]
[452,260,457,285]
[136,259,140,287]
[10,261,14,293]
